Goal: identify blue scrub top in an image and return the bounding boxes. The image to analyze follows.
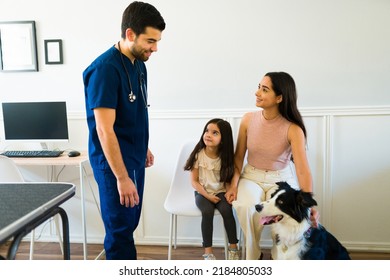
[83,46,149,171]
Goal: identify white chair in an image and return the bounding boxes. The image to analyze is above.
[0,155,25,182]
[164,142,229,260]
[0,155,63,260]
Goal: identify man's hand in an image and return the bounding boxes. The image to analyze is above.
[145,148,154,168]
[118,177,139,208]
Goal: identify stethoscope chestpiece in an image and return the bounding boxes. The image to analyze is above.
[129,91,136,102]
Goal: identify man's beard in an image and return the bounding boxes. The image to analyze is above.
[131,45,149,62]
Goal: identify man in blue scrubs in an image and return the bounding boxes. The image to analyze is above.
[83,1,165,259]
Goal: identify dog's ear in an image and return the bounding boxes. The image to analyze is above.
[297,191,317,208]
[273,182,291,198]
[276,181,290,189]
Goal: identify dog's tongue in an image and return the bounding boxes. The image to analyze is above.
[260,215,283,225]
[260,216,274,225]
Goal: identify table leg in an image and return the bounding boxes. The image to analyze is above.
[80,161,88,260]
[6,207,71,260]
[57,207,70,260]
[7,231,24,260]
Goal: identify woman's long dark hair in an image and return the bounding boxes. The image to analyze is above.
[184,118,234,183]
[265,72,307,138]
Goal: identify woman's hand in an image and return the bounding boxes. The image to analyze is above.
[224,189,237,204]
[310,207,320,228]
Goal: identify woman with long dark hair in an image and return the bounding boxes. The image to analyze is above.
[227,72,319,260]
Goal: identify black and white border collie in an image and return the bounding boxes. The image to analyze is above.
[255,181,350,260]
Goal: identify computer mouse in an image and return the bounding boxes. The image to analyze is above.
[68,150,81,157]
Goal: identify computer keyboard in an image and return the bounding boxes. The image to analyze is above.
[0,150,63,158]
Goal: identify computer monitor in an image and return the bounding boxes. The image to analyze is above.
[1,101,69,149]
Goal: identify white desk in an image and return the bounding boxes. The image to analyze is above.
[11,152,91,260]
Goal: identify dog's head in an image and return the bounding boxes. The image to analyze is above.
[255,181,317,225]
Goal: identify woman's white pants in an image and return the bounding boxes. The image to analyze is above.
[232,163,298,260]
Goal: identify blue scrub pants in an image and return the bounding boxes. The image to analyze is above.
[93,167,145,260]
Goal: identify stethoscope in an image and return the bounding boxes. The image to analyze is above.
[118,41,149,108]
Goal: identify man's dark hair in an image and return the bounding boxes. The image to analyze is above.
[121,1,166,38]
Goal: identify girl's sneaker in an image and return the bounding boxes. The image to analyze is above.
[228,248,240,260]
[202,253,216,260]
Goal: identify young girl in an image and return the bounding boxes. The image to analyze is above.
[184,118,239,260]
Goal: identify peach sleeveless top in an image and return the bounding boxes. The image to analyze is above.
[246,110,292,171]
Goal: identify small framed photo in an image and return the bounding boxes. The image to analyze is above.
[44,39,63,64]
[0,21,39,72]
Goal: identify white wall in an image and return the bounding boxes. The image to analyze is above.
[1,0,390,254]
[1,0,390,110]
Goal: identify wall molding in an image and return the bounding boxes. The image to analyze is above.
[67,105,390,120]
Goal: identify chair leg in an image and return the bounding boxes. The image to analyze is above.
[29,230,35,260]
[218,216,228,259]
[239,228,245,260]
[174,215,178,249]
[223,228,229,260]
[168,213,174,260]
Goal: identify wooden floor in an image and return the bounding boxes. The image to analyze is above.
[1,241,390,260]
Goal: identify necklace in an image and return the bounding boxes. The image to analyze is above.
[262,110,280,121]
[117,41,149,108]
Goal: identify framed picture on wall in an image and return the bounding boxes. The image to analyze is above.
[44,39,63,64]
[0,20,39,72]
